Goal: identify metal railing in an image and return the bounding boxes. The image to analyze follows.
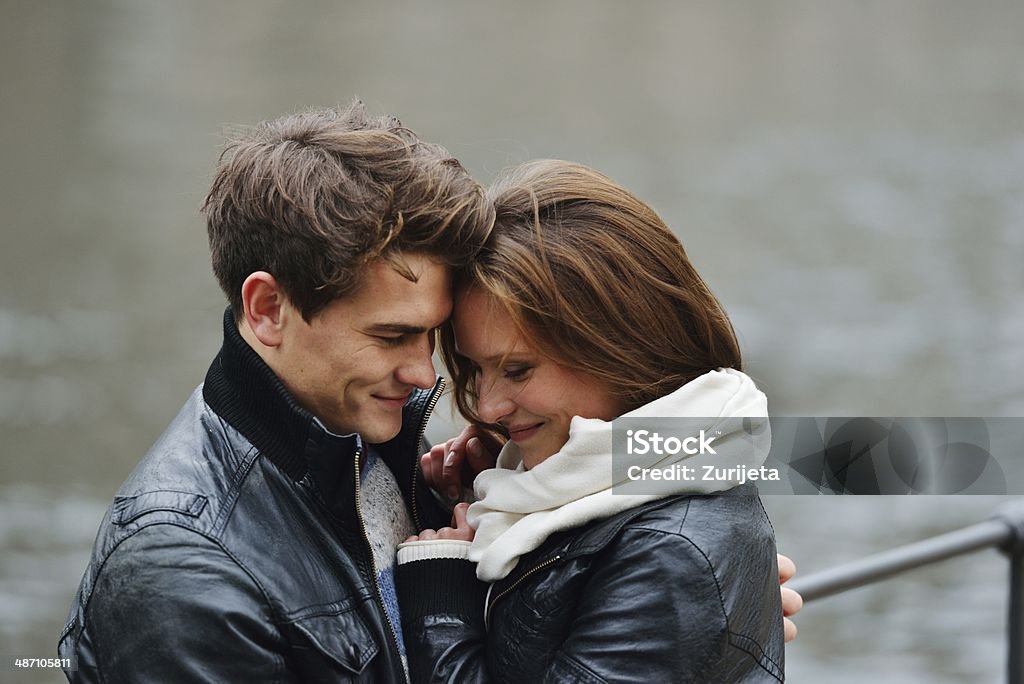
[787,499,1024,682]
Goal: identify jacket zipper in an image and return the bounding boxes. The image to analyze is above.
[353,447,410,684]
[410,378,446,531]
[484,554,563,627]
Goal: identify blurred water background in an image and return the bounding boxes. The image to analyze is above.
[2,2,1022,682]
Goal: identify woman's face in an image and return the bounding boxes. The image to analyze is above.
[452,287,625,469]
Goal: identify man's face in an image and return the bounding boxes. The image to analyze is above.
[274,254,451,443]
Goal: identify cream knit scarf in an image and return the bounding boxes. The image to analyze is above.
[466,368,770,582]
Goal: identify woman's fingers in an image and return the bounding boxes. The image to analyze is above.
[440,438,465,501]
[465,436,498,473]
[443,503,474,541]
[451,502,469,528]
[420,443,446,490]
[409,505,474,544]
[422,427,504,504]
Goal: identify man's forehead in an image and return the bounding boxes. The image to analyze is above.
[377,251,452,282]
[352,262,452,325]
[353,252,446,288]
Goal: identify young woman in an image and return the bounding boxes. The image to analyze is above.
[395,160,786,682]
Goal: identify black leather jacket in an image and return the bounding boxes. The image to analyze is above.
[58,309,450,683]
[396,487,785,683]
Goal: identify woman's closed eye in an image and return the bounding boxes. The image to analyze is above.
[504,366,532,381]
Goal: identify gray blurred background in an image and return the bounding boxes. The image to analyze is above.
[2,1,1022,682]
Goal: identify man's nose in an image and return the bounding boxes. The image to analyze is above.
[395,335,437,389]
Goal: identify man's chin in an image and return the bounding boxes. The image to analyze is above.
[357,414,403,445]
[320,409,401,444]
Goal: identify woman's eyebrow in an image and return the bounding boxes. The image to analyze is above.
[480,350,530,363]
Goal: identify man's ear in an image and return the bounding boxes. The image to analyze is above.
[241,271,289,348]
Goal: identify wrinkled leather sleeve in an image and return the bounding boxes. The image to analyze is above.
[550,527,750,683]
[67,524,285,683]
[395,557,490,683]
[398,526,778,683]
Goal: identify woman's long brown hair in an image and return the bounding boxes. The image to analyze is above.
[440,159,742,429]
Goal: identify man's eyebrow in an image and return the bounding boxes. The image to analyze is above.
[364,323,432,335]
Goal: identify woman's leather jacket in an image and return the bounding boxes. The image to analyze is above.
[397,486,785,683]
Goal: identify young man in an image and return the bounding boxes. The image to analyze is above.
[58,102,495,682]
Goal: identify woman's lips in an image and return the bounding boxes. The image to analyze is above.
[507,423,543,442]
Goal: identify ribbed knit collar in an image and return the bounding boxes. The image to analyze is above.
[202,307,358,482]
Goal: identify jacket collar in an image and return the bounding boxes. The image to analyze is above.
[202,307,439,502]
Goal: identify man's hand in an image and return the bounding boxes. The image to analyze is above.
[421,425,502,502]
[404,503,475,542]
[778,553,803,642]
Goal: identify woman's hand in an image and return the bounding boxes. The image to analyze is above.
[778,553,803,642]
[404,502,475,543]
[421,425,503,502]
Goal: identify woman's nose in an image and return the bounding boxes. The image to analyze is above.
[476,377,513,423]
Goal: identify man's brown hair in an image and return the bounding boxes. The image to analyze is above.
[202,100,494,320]
[441,159,743,429]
